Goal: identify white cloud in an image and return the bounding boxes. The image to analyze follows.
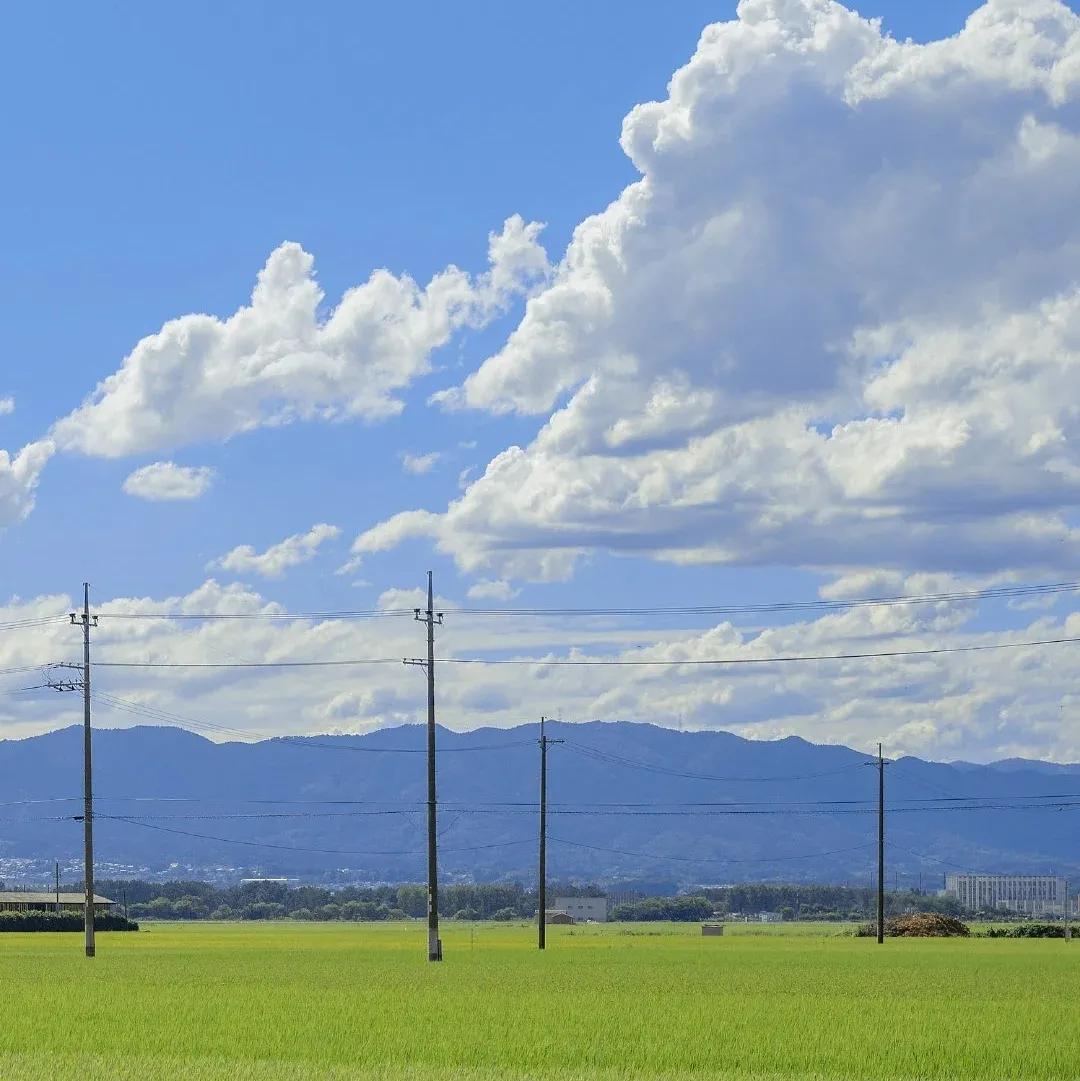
[3,577,1080,761]
[466,579,520,601]
[401,451,441,475]
[0,397,14,416]
[51,216,549,458]
[0,440,53,531]
[212,523,341,579]
[345,510,442,574]
[123,461,215,502]
[377,0,1080,584]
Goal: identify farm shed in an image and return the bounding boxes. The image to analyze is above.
[0,892,116,914]
[544,910,576,925]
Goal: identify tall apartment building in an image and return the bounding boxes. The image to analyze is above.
[944,874,1067,915]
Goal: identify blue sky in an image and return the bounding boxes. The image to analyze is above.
[3,1,1080,761]
[0,0,999,605]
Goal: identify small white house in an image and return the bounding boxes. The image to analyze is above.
[553,896,608,923]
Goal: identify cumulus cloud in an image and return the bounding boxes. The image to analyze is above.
[0,440,54,531]
[212,523,341,579]
[401,451,441,475]
[122,461,215,502]
[466,579,520,601]
[378,0,1080,583]
[51,216,549,458]
[0,397,14,416]
[3,577,1080,761]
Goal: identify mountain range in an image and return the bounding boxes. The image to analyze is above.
[1,722,1077,888]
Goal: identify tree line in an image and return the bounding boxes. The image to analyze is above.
[96,879,542,922]
[699,883,963,921]
[77,878,969,923]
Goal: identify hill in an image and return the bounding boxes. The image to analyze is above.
[1,722,1076,886]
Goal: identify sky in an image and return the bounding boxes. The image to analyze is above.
[3,0,1080,762]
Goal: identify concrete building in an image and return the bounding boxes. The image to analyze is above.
[0,892,116,914]
[553,896,608,923]
[944,874,1067,916]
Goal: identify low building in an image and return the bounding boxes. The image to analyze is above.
[544,910,575,925]
[553,896,608,923]
[944,874,1067,916]
[0,892,116,914]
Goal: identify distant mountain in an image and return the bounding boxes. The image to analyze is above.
[1,722,1077,887]
[984,758,1080,775]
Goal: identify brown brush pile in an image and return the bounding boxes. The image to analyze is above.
[857,913,970,937]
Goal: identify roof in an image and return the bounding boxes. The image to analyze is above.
[0,892,115,904]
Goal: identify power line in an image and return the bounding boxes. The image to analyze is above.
[886,841,989,876]
[6,791,1078,810]
[562,740,876,783]
[101,815,533,858]
[88,579,1080,622]
[56,798,1080,820]
[446,581,1080,616]
[78,632,1080,670]
[0,617,69,633]
[548,837,877,865]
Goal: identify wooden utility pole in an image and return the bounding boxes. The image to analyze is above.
[71,583,98,958]
[877,743,885,945]
[537,716,563,950]
[1064,878,1071,942]
[55,860,60,914]
[405,572,443,962]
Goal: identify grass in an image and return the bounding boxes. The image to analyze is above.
[0,920,1076,1080]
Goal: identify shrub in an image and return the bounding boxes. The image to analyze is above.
[0,912,138,933]
[984,923,1067,938]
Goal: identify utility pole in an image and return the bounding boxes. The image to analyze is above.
[55,861,60,914]
[404,572,443,962]
[73,584,98,958]
[46,589,98,954]
[537,716,563,950]
[877,742,886,946]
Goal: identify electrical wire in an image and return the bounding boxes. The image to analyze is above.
[89,579,1080,622]
[77,632,1080,670]
[548,838,877,865]
[886,841,990,876]
[101,815,533,857]
[0,617,69,633]
[562,739,876,783]
[50,798,1080,820]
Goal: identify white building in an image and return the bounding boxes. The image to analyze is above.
[553,896,608,923]
[944,874,1067,916]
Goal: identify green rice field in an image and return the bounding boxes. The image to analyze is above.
[0,921,1076,1080]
